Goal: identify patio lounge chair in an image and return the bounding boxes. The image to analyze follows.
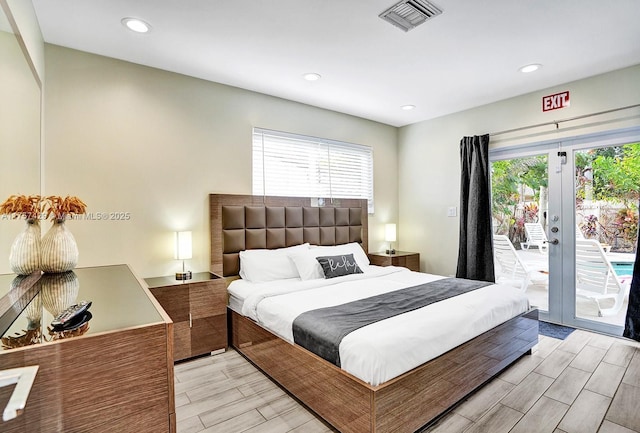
[575,239,630,317]
[494,235,535,291]
[521,222,548,253]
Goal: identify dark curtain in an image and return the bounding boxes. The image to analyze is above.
[623,209,640,341]
[456,134,495,282]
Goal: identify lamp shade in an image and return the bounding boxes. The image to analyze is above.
[175,231,192,260]
[385,224,397,242]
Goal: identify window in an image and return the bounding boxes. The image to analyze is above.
[252,128,374,212]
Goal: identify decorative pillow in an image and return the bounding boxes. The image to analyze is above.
[291,242,370,280]
[239,243,309,283]
[310,242,370,267]
[316,254,363,279]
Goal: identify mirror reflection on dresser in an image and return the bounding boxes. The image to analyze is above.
[0,5,42,275]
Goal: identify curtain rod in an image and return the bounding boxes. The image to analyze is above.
[489,103,640,137]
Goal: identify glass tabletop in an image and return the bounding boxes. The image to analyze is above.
[0,265,164,351]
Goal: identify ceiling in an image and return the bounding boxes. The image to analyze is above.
[32,0,640,127]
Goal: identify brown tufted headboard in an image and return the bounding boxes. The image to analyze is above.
[209,194,368,277]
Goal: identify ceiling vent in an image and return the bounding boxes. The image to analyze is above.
[379,0,442,32]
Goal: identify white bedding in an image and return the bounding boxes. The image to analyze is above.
[228,266,530,386]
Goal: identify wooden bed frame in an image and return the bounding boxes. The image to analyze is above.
[210,194,538,433]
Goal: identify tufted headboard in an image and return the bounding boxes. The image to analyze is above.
[209,194,368,277]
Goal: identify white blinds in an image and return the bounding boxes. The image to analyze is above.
[252,128,374,213]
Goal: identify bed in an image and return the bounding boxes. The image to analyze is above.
[210,194,538,433]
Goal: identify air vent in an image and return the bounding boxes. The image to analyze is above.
[379,0,442,32]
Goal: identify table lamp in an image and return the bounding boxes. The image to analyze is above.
[175,231,193,280]
[385,223,396,255]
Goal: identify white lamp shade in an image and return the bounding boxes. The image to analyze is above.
[175,231,193,260]
[385,224,397,242]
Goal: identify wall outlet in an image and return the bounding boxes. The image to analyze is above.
[447,206,457,217]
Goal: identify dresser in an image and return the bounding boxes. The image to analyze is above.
[0,265,175,433]
[145,272,227,361]
[368,251,421,272]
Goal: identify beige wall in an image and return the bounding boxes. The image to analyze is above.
[398,65,640,276]
[43,44,398,278]
[0,1,42,275]
[2,0,44,83]
[16,37,640,280]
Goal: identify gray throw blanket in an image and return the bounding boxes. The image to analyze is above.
[292,277,492,366]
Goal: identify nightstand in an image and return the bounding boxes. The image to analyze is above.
[145,272,227,361]
[368,251,420,272]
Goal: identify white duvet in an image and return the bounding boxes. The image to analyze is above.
[229,266,529,386]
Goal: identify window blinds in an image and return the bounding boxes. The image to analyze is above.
[252,128,374,213]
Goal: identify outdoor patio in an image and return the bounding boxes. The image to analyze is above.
[508,248,635,326]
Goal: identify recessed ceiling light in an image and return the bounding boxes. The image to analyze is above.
[519,64,542,73]
[121,17,151,33]
[303,73,321,81]
[401,105,416,111]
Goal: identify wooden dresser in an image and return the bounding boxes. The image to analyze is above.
[368,251,421,272]
[145,272,227,361]
[0,265,175,433]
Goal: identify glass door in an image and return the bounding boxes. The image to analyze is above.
[490,148,554,322]
[491,126,640,335]
[564,138,639,334]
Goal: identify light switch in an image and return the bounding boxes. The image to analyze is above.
[447,206,457,217]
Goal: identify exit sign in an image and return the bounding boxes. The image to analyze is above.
[542,91,570,112]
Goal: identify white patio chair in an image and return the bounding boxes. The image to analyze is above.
[522,223,548,254]
[493,235,535,291]
[575,239,630,317]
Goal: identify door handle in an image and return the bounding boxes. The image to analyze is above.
[549,238,559,245]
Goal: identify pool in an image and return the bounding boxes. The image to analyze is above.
[612,262,634,277]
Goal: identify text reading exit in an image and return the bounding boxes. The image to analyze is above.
[542,91,570,112]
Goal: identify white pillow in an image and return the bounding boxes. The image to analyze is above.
[289,250,326,280]
[291,243,370,280]
[239,243,309,283]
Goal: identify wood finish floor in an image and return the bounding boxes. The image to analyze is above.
[175,330,640,433]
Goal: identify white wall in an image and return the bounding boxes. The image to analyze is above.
[398,65,640,276]
[43,44,398,278]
